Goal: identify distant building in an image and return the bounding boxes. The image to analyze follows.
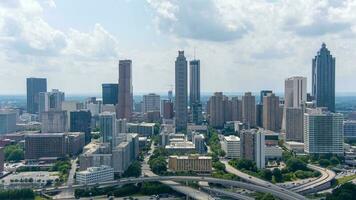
[190,59,202,125]
[127,122,155,137]
[27,78,47,114]
[117,60,133,120]
[304,109,343,155]
[161,100,174,119]
[168,155,212,173]
[0,110,17,134]
[40,111,67,133]
[344,120,356,142]
[70,110,91,144]
[221,135,240,159]
[112,141,130,174]
[285,107,304,142]
[263,93,280,132]
[242,92,256,128]
[284,141,304,153]
[79,142,112,170]
[0,147,4,172]
[142,93,160,113]
[99,112,116,145]
[265,146,283,160]
[66,132,86,155]
[193,134,206,154]
[39,89,65,113]
[76,165,114,185]
[102,83,119,105]
[231,97,242,122]
[62,101,84,130]
[312,43,335,112]
[208,92,225,128]
[165,141,195,154]
[175,51,188,132]
[240,129,265,169]
[25,133,66,159]
[260,90,273,104]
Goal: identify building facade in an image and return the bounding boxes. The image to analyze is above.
[263,93,280,131]
[142,93,161,113]
[41,111,68,133]
[102,83,119,105]
[117,60,133,120]
[70,110,92,144]
[175,51,188,132]
[168,155,212,173]
[76,165,114,185]
[189,59,202,125]
[26,78,47,114]
[222,135,240,159]
[99,112,116,145]
[39,89,65,114]
[0,110,17,134]
[242,92,256,128]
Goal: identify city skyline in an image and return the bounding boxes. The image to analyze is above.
[1,1,356,94]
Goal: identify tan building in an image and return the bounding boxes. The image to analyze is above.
[168,155,212,173]
[242,92,256,128]
[263,93,281,131]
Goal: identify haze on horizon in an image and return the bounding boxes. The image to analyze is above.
[1,0,356,95]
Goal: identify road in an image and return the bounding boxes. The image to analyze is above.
[142,142,214,200]
[221,160,307,200]
[202,187,254,200]
[53,158,78,199]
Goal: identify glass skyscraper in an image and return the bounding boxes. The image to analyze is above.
[175,51,188,132]
[26,78,47,114]
[312,43,335,112]
[102,83,119,105]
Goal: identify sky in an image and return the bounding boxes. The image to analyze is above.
[1,0,356,95]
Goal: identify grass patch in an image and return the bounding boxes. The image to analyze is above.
[336,174,356,185]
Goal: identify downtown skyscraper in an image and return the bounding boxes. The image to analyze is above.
[312,43,335,112]
[175,51,188,132]
[26,78,47,114]
[117,60,133,120]
[189,59,202,125]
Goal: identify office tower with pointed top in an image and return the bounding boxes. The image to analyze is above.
[190,59,202,125]
[312,43,335,112]
[175,51,188,132]
[27,78,47,114]
[117,60,133,120]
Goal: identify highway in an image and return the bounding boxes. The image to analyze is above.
[221,160,307,200]
[202,187,254,200]
[53,158,78,199]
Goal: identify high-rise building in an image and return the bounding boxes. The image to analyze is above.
[117,60,133,120]
[70,110,92,144]
[161,100,174,119]
[99,112,116,145]
[0,147,4,172]
[26,78,47,114]
[190,60,202,125]
[39,89,65,113]
[231,97,242,121]
[304,109,343,155]
[193,134,206,154]
[102,83,119,105]
[222,135,240,159]
[62,101,84,130]
[256,104,263,127]
[285,107,304,142]
[263,93,281,131]
[242,92,256,128]
[25,133,66,159]
[240,129,265,169]
[0,110,17,134]
[260,90,273,104]
[142,93,161,113]
[312,43,335,112]
[344,120,356,142]
[208,92,225,128]
[175,51,188,132]
[40,111,68,133]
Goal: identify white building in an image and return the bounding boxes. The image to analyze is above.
[39,89,65,113]
[255,131,265,169]
[112,142,131,174]
[284,141,304,153]
[0,109,17,134]
[76,165,114,185]
[221,135,240,159]
[265,146,283,159]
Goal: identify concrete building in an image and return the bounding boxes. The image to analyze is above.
[263,93,280,132]
[208,92,225,128]
[99,112,116,145]
[240,129,265,169]
[66,132,86,156]
[62,101,83,130]
[260,90,273,104]
[193,134,206,154]
[344,120,356,142]
[70,110,92,144]
[127,122,155,137]
[221,135,240,159]
[304,109,343,155]
[0,147,4,172]
[26,78,47,114]
[79,142,112,170]
[112,141,130,174]
[242,92,256,128]
[117,60,133,120]
[265,146,283,160]
[255,131,265,169]
[40,111,67,133]
[175,51,188,132]
[231,97,242,122]
[190,59,202,125]
[312,43,336,112]
[0,110,17,134]
[39,89,65,113]
[25,133,66,159]
[168,155,212,173]
[165,141,195,154]
[76,165,114,185]
[284,141,304,153]
[142,93,160,113]
[102,83,118,105]
[285,107,304,142]
[161,100,174,119]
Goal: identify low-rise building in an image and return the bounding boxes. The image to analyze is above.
[76,165,114,185]
[265,146,283,160]
[284,141,304,153]
[79,142,112,170]
[221,135,240,159]
[344,120,356,142]
[168,155,212,173]
[165,141,196,154]
[127,122,155,137]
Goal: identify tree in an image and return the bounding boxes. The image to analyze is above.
[256,193,276,200]
[260,169,273,181]
[286,158,307,172]
[149,157,167,175]
[326,182,356,200]
[4,145,24,162]
[330,156,340,166]
[212,161,225,171]
[123,161,141,178]
[273,168,283,183]
[319,159,331,167]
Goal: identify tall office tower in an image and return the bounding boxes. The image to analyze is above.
[39,89,65,113]
[161,100,174,119]
[168,90,173,102]
[242,92,256,128]
[263,93,280,131]
[175,51,188,132]
[70,110,92,144]
[26,78,47,114]
[99,112,116,145]
[117,60,133,120]
[312,43,335,112]
[0,110,17,134]
[142,93,161,113]
[208,92,225,128]
[190,60,202,125]
[40,111,68,133]
[102,83,119,105]
[231,97,242,121]
[256,104,263,127]
[304,109,343,155]
[240,129,265,169]
[260,90,273,104]
[344,120,356,142]
[285,107,304,142]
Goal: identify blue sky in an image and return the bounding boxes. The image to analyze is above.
[1,0,356,95]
